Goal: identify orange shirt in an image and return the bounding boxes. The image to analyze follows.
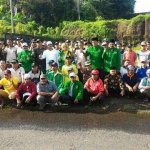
[84,78,104,94]
[123,51,136,66]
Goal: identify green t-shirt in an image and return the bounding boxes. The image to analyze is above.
[86,45,104,69]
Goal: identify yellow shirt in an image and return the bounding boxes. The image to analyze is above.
[61,64,78,76]
[0,77,18,94]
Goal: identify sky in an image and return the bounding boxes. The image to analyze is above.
[134,0,150,13]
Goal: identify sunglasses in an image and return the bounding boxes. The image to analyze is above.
[70,76,75,78]
[41,78,46,80]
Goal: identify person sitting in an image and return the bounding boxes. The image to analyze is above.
[84,70,104,105]
[138,69,150,102]
[46,62,63,90]
[28,63,43,85]
[136,60,149,80]
[123,65,140,98]
[0,70,18,108]
[10,59,25,84]
[120,59,130,77]
[104,67,124,97]
[36,74,59,110]
[15,74,37,108]
[46,60,55,73]
[59,72,83,106]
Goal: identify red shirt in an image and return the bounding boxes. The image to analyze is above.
[84,78,104,94]
[15,81,37,100]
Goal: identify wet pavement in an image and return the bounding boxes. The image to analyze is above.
[0,104,150,150]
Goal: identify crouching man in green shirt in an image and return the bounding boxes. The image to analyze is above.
[59,72,84,106]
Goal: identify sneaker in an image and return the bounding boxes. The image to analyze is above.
[16,103,22,108]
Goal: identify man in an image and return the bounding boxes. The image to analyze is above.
[104,67,124,97]
[15,74,37,108]
[136,60,149,79]
[123,65,140,98]
[102,39,121,75]
[84,70,104,105]
[36,74,59,110]
[46,62,63,90]
[33,39,46,73]
[0,70,18,108]
[86,37,104,79]
[17,43,34,73]
[120,59,130,77]
[10,59,25,84]
[138,69,150,101]
[79,61,92,84]
[0,60,8,79]
[137,41,150,67]
[39,41,59,71]
[30,39,37,51]
[59,72,83,106]
[28,63,43,84]
[4,39,17,62]
[15,37,23,54]
[123,44,136,66]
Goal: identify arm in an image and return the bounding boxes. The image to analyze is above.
[29,83,37,99]
[75,82,83,100]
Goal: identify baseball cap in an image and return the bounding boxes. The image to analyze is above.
[65,55,72,59]
[69,72,76,78]
[102,41,107,46]
[32,62,38,67]
[141,41,146,46]
[68,66,73,71]
[128,65,135,70]
[11,59,18,63]
[40,74,47,79]
[85,61,91,66]
[24,74,31,79]
[47,41,52,45]
[51,62,58,66]
[48,60,55,64]
[91,70,99,75]
[127,44,132,48]
[65,39,71,43]
[4,70,11,75]
[22,43,28,47]
[91,37,98,41]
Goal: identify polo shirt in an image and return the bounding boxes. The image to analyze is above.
[5,46,17,62]
[0,77,18,94]
[136,67,149,79]
[123,73,140,87]
[84,77,104,94]
[37,81,58,93]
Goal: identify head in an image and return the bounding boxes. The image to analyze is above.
[48,60,55,70]
[47,41,53,49]
[31,63,39,72]
[40,74,47,85]
[4,70,11,79]
[65,40,71,46]
[127,44,132,51]
[121,44,126,50]
[102,41,108,48]
[146,42,150,50]
[7,39,13,47]
[146,69,150,78]
[54,42,60,50]
[117,43,122,50]
[91,70,99,80]
[36,39,43,48]
[0,60,7,70]
[109,67,117,76]
[11,59,19,69]
[91,37,99,46]
[68,66,74,74]
[22,43,29,50]
[78,41,84,49]
[127,65,135,75]
[24,74,31,84]
[141,61,147,68]
[16,38,21,45]
[141,41,147,50]
[69,72,76,82]
[31,39,37,48]
[85,61,92,70]
[51,62,58,72]
[109,39,115,49]
[65,55,72,65]
[61,43,68,51]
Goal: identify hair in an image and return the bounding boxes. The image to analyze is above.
[61,43,69,50]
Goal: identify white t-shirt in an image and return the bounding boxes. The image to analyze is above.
[40,48,59,70]
[15,45,23,54]
[75,49,86,68]
[120,66,128,77]
[10,67,25,83]
[5,46,17,62]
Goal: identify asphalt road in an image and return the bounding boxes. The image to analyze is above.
[0,108,150,150]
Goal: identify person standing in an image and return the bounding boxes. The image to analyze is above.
[86,37,104,79]
[17,43,34,73]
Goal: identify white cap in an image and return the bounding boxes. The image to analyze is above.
[47,41,52,45]
[146,69,150,73]
[69,72,76,78]
[128,65,135,70]
[24,74,31,79]
[141,41,146,46]
[22,43,28,47]
[102,41,107,46]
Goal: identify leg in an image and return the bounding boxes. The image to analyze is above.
[36,95,46,110]
[0,90,9,108]
[59,95,74,105]
[78,69,83,83]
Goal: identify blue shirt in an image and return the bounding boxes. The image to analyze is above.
[37,81,58,93]
[136,67,149,79]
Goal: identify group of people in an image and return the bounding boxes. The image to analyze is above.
[0,37,150,110]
